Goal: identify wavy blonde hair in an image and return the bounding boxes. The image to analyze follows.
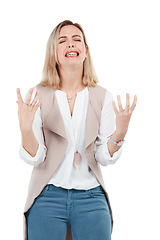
[39,20,99,90]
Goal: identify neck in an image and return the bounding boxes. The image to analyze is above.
[59,65,85,91]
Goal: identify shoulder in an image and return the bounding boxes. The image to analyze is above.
[94,84,113,99]
[89,84,106,101]
[90,84,113,98]
[90,84,106,94]
[36,84,54,94]
[90,84,113,99]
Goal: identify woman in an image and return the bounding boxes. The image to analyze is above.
[17,20,137,240]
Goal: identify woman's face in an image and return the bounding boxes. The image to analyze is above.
[57,25,88,68]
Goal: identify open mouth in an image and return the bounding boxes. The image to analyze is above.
[65,52,79,57]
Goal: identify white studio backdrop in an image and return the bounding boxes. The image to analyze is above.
[0,0,159,239]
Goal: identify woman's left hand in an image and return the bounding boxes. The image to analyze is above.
[112,93,137,139]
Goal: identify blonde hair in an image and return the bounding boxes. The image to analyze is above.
[39,20,99,90]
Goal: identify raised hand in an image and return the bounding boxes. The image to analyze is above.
[16,88,42,132]
[112,93,137,139]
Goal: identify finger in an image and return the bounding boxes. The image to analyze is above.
[117,95,124,111]
[125,93,130,113]
[25,88,33,105]
[130,95,137,112]
[112,100,118,114]
[34,98,42,111]
[31,90,39,106]
[16,88,23,104]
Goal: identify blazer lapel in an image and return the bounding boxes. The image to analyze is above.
[42,90,67,140]
[85,97,99,149]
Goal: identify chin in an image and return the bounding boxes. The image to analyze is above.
[65,60,83,67]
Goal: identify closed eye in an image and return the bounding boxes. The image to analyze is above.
[59,39,81,44]
[59,41,65,44]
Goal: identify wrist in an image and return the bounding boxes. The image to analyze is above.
[20,127,33,135]
[112,130,126,142]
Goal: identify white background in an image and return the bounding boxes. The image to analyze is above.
[0,0,160,239]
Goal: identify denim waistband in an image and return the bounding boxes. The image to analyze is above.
[43,184,102,192]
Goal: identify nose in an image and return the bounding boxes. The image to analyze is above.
[68,42,75,48]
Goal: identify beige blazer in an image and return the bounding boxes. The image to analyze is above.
[23,84,114,240]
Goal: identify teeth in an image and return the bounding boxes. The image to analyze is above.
[66,52,78,57]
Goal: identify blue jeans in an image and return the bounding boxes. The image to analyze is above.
[25,184,111,240]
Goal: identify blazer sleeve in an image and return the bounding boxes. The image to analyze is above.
[19,86,47,166]
[94,89,122,166]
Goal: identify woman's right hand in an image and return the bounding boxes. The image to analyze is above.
[16,88,42,132]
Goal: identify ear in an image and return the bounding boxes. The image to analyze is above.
[85,46,89,58]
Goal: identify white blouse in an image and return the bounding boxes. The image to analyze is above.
[19,85,122,190]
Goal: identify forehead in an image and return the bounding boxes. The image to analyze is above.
[59,25,83,38]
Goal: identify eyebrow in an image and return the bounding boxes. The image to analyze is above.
[58,34,82,40]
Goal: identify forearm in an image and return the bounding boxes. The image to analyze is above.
[21,129,39,157]
[107,130,125,157]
